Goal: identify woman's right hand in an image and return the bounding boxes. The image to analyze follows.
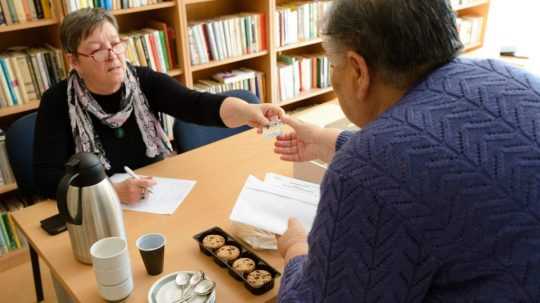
[274,115,342,163]
[112,177,156,204]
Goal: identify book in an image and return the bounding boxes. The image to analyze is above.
[0,213,15,250]
[148,20,175,69]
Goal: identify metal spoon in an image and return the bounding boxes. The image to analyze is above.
[177,271,203,300]
[173,279,215,303]
[175,272,191,298]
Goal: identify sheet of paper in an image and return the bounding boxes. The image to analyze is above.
[229,175,320,235]
[109,174,196,215]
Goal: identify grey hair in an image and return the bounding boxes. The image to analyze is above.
[322,0,463,87]
[60,8,119,54]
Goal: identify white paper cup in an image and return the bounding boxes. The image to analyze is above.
[90,237,133,298]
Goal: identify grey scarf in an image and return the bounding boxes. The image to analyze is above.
[67,64,172,169]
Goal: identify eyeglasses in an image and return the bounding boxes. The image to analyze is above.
[76,40,127,62]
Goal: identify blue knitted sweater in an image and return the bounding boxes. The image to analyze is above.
[278,58,540,302]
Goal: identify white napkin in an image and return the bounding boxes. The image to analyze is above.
[229,175,320,235]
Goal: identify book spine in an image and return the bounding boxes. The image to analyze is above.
[33,0,43,19]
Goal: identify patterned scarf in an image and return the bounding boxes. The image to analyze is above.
[66,64,172,169]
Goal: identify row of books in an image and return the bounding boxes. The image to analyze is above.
[188,13,266,66]
[124,23,176,74]
[457,15,484,47]
[0,129,15,186]
[0,0,53,25]
[193,68,265,102]
[64,0,167,12]
[0,46,66,108]
[275,1,332,47]
[0,203,28,256]
[277,54,330,102]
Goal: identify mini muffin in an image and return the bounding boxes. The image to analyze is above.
[216,245,240,262]
[202,234,225,250]
[232,257,256,274]
[246,269,272,288]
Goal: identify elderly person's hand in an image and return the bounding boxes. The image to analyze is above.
[219,97,284,129]
[274,115,342,163]
[278,218,309,264]
[112,176,156,204]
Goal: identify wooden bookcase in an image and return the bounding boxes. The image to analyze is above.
[455,0,491,52]
[0,0,491,195]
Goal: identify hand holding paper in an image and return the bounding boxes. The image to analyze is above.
[110,174,196,215]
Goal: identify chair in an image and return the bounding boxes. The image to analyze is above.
[173,90,260,153]
[6,112,38,200]
[5,112,44,302]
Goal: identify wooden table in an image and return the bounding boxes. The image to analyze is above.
[12,130,291,302]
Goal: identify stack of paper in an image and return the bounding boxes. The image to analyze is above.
[109,174,196,215]
[229,173,320,235]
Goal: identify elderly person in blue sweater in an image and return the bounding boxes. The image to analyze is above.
[274,0,540,302]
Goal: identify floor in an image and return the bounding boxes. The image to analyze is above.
[0,255,57,302]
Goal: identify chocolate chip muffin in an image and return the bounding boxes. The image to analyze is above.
[232,257,256,274]
[216,245,240,262]
[246,269,272,288]
[202,234,225,250]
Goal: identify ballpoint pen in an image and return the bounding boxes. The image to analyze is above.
[124,166,154,194]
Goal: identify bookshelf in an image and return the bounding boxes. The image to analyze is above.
[454,0,491,52]
[0,0,492,191]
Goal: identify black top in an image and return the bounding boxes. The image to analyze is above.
[34,66,226,198]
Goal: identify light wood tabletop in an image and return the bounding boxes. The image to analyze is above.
[12,129,292,303]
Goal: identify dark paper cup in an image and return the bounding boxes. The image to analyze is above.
[136,233,166,276]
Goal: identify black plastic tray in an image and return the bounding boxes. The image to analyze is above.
[193,226,281,295]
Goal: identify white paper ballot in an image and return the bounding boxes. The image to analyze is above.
[109,174,196,215]
[229,175,320,235]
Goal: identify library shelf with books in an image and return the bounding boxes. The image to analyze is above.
[180,0,272,102]
[0,18,59,33]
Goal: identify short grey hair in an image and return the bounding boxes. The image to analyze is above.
[60,8,119,54]
[323,0,463,87]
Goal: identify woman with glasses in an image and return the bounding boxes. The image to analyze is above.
[33,8,283,204]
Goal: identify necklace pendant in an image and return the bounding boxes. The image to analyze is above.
[114,127,125,139]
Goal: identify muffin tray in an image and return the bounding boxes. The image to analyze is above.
[193,226,281,295]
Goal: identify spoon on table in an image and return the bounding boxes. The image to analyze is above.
[173,279,215,303]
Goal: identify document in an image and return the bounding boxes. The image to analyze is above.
[229,174,320,235]
[109,174,196,215]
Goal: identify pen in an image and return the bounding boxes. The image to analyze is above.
[124,166,153,194]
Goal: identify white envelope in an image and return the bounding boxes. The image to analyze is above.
[229,175,319,235]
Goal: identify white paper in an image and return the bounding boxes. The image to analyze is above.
[109,174,196,215]
[229,174,320,235]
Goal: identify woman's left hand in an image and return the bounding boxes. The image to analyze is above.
[277,218,309,264]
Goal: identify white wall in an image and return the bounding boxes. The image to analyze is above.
[484,0,540,58]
